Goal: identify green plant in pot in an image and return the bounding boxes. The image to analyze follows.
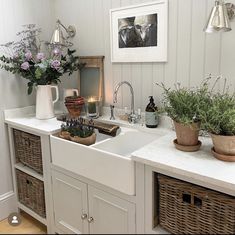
[157,81,209,151]
[199,90,235,160]
[60,118,96,146]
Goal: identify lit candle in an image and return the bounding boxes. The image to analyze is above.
[88,97,97,115]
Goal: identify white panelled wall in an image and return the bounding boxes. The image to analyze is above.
[1,0,235,221]
[55,0,235,110]
[0,0,55,220]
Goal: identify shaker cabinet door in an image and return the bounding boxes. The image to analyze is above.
[52,170,89,234]
[88,186,136,234]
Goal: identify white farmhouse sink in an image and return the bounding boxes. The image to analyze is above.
[93,130,157,156]
[50,126,161,195]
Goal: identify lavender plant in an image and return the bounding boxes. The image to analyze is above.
[0,24,85,94]
[61,118,95,138]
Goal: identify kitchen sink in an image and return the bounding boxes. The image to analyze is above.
[93,129,157,156]
[50,125,164,195]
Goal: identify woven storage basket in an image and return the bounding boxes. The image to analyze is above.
[16,169,46,218]
[13,129,43,174]
[158,174,235,234]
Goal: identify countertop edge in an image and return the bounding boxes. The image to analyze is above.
[132,154,235,196]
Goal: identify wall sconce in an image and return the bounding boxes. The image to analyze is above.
[50,19,76,47]
[204,0,235,33]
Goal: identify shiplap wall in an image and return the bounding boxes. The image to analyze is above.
[54,0,235,110]
[0,0,55,220]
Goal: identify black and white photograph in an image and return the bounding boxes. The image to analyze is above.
[110,1,168,62]
[118,14,158,49]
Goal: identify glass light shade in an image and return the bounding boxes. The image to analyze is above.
[204,0,231,33]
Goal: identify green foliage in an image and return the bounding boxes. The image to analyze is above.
[157,77,235,136]
[157,80,210,125]
[199,92,235,136]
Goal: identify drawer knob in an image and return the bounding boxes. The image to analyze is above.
[81,214,87,220]
[88,217,94,223]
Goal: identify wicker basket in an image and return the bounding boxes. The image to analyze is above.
[16,170,46,218]
[13,129,43,174]
[158,174,235,234]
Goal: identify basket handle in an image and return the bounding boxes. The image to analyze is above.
[25,179,32,200]
[24,138,31,147]
[182,192,204,208]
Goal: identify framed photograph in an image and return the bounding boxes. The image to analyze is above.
[110,0,168,63]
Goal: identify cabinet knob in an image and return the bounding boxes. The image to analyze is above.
[81,214,87,220]
[88,217,94,223]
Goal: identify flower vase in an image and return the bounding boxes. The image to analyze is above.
[36,85,59,120]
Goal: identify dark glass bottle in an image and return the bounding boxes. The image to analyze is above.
[145,96,158,128]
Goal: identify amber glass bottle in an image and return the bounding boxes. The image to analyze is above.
[145,96,158,128]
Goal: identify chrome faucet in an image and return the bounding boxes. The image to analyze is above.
[113,81,138,123]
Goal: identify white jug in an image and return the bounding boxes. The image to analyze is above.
[36,85,59,119]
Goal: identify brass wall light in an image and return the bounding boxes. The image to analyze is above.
[204,0,235,33]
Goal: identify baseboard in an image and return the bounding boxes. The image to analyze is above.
[0,191,17,221]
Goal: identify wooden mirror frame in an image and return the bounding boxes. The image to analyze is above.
[79,56,105,103]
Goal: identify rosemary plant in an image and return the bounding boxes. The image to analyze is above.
[156,78,211,125]
[199,79,235,136]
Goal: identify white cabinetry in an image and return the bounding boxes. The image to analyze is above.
[88,186,136,234]
[52,171,89,234]
[52,170,136,234]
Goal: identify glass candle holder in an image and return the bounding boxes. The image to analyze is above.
[86,96,100,118]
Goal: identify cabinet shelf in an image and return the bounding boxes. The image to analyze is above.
[14,162,44,182]
[18,202,47,226]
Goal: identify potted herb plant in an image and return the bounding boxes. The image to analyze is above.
[60,118,96,146]
[0,24,85,119]
[199,90,235,160]
[157,81,209,152]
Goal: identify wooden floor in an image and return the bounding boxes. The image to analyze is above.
[0,211,47,234]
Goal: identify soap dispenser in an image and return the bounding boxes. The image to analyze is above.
[145,96,158,128]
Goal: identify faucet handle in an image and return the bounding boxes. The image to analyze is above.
[128,113,138,124]
[110,105,115,120]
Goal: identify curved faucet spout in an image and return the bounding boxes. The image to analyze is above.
[113,81,135,115]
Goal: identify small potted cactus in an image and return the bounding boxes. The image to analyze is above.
[60,118,96,146]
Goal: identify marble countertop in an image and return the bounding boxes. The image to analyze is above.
[4,106,63,135]
[132,132,235,196]
[4,105,235,196]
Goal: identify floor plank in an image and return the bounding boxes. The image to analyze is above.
[0,211,47,234]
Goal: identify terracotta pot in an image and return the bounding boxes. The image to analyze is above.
[211,134,235,156]
[174,121,200,146]
[70,133,96,146]
[65,103,84,118]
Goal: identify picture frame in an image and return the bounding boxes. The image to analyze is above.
[110,0,168,63]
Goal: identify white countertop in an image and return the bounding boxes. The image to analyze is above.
[132,132,235,196]
[4,106,62,135]
[4,106,235,196]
